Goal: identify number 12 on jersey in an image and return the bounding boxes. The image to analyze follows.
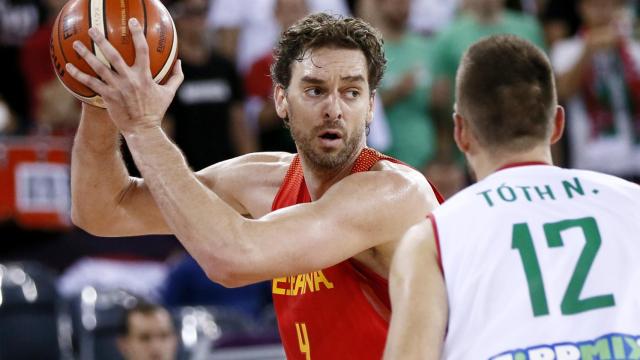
[511,217,615,317]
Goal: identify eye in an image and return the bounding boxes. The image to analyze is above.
[304,87,323,97]
[345,89,360,98]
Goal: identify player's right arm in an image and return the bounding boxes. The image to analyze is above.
[70,104,261,236]
[383,220,448,360]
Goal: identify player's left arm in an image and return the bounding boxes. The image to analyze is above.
[229,167,439,284]
[383,221,448,360]
[64,17,439,286]
[102,119,437,286]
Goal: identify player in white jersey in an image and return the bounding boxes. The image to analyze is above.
[384,35,640,360]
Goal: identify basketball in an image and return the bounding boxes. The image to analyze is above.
[49,0,178,108]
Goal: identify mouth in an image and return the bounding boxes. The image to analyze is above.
[317,129,344,147]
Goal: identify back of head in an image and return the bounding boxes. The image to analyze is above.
[455,35,557,153]
[271,12,386,92]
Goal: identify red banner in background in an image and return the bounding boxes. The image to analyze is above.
[0,136,72,230]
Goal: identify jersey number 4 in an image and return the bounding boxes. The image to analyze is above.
[511,216,615,317]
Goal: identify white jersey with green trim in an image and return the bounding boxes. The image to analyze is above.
[432,164,640,360]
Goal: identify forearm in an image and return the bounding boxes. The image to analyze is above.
[123,125,249,281]
[384,224,447,359]
[71,105,133,232]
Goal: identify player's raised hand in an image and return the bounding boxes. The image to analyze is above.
[65,18,184,135]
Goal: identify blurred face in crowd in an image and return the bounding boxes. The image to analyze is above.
[275,47,373,170]
[118,309,178,360]
[379,0,410,30]
[580,0,622,28]
[463,0,505,17]
[275,0,309,30]
[174,0,208,41]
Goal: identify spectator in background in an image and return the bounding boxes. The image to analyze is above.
[432,0,546,85]
[244,0,308,153]
[430,0,545,161]
[376,0,437,169]
[20,0,80,135]
[355,0,459,37]
[407,0,460,36]
[0,0,40,133]
[552,0,640,182]
[539,0,581,47]
[117,300,178,360]
[162,253,272,321]
[207,0,349,73]
[168,0,256,170]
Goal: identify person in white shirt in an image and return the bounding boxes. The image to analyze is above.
[551,0,640,180]
[207,0,349,73]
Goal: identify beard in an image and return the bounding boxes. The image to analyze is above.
[288,113,366,170]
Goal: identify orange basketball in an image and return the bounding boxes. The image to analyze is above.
[50,0,178,107]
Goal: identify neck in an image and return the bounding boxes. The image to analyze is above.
[379,22,405,42]
[470,144,553,181]
[467,8,502,25]
[299,146,364,200]
[178,38,209,64]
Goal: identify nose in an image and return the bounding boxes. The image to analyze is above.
[323,92,343,121]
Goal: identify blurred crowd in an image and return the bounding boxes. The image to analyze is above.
[1,0,640,357]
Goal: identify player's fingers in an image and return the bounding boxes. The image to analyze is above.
[129,18,151,72]
[65,62,110,95]
[87,27,130,76]
[71,40,117,85]
[164,60,184,95]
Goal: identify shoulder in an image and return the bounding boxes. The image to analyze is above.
[352,159,440,210]
[196,152,294,190]
[503,10,539,27]
[404,32,430,48]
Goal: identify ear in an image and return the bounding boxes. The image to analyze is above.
[274,84,288,119]
[453,111,471,154]
[549,105,565,145]
[367,91,376,127]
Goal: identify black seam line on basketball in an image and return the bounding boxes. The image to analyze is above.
[58,4,96,97]
[103,0,115,72]
[89,0,96,55]
[141,0,147,37]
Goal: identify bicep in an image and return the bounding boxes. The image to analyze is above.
[238,172,434,281]
[384,221,448,360]
[112,161,250,236]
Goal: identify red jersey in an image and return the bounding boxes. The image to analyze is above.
[271,147,441,359]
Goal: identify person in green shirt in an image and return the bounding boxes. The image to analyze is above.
[431,0,546,162]
[377,0,437,169]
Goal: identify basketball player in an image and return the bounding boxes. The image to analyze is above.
[384,35,640,359]
[65,13,442,359]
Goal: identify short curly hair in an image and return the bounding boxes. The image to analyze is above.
[270,13,386,93]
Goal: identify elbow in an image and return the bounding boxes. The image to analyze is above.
[70,206,94,232]
[70,203,113,237]
[201,255,257,288]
